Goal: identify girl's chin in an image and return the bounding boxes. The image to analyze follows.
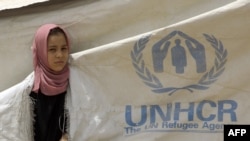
[51,66,65,72]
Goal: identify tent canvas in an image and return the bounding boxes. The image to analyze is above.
[1,0,250,141]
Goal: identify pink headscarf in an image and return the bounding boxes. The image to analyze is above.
[32,24,70,96]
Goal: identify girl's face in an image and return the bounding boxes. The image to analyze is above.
[47,33,69,72]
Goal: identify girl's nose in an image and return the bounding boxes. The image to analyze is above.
[56,50,63,57]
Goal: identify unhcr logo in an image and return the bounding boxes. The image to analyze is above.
[130,30,227,95]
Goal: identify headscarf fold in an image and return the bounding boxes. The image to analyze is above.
[32,24,70,96]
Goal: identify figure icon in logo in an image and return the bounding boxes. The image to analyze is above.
[171,39,187,74]
[152,30,206,74]
[152,31,177,72]
[178,31,207,73]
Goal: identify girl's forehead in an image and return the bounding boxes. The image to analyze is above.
[47,34,68,48]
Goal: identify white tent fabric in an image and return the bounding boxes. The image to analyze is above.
[0,0,48,11]
[1,0,250,140]
[0,0,235,92]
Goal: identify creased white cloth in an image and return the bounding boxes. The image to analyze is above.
[1,0,250,141]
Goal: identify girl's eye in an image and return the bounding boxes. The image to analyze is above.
[49,48,56,52]
[62,47,68,51]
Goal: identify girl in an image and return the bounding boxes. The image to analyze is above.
[30,24,70,141]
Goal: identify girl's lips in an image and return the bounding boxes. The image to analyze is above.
[55,61,64,64]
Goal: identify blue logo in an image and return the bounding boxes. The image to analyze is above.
[131,30,227,95]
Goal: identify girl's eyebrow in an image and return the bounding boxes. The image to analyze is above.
[48,45,57,48]
[48,44,68,48]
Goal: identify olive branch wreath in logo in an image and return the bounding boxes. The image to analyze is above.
[130,33,227,95]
